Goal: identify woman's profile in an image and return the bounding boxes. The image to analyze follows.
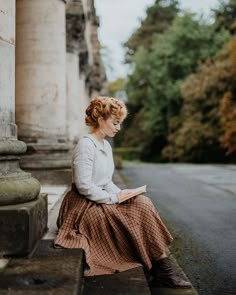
[54,96,191,288]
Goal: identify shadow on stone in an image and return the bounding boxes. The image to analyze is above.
[84,267,151,295]
[0,273,67,289]
[0,256,83,295]
[31,239,84,259]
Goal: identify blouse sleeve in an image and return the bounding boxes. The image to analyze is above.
[73,139,119,204]
[103,180,121,194]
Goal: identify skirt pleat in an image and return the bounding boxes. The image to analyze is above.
[54,185,173,276]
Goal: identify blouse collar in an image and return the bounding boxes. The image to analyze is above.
[84,134,108,153]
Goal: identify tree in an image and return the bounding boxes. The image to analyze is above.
[146,13,229,129]
[213,0,236,33]
[218,36,236,158]
[163,35,236,162]
[219,92,236,156]
[125,47,151,108]
[162,53,230,162]
[107,78,126,97]
[124,0,179,63]
[124,13,229,161]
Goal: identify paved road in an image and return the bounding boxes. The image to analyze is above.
[119,162,236,295]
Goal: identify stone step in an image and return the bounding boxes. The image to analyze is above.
[149,288,198,295]
[31,239,84,294]
[83,266,151,295]
[30,238,83,260]
[18,170,197,295]
[0,239,84,294]
[32,240,151,295]
[0,255,83,295]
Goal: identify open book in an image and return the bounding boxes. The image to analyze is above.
[119,185,147,203]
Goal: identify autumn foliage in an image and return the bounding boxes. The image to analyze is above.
[163,48,232,162]
[121,0,236,162]
[218,37,236,156]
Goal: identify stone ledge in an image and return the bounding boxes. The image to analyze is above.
[30,239,83,259]
[20,156,71,170]
[84,266,151,295]
[0,255,83,295]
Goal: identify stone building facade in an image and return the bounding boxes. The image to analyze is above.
[0,0,106,255]
[16,0,106,169]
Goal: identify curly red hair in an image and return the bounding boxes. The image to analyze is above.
[85,96,127,130]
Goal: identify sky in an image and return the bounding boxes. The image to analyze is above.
[94,0,221,81]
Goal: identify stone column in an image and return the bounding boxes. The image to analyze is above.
[66,0,88,144]
[0,0,47,256]
[15,0,71,169]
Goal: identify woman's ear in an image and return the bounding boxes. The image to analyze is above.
[98,117,104,125]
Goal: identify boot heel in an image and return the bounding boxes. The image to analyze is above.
[151,257,192,289]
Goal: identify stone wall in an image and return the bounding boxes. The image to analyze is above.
[66,0,106,143]
[66,0,88,143]
[84,0,107,97]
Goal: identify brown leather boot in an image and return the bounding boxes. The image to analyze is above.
[151,257,192,288]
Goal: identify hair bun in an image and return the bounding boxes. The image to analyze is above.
[85,96,127,130]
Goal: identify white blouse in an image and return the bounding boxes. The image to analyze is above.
[72,134,121,204]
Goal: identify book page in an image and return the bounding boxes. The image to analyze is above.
[119,185,147,203]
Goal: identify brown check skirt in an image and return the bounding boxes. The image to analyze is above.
[54,184,173,276]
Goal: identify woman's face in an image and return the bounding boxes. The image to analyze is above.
[99,115,122,138]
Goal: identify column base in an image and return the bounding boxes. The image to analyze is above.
[0,193,48,256]
[20,143,72,169]
[20,153,72,169]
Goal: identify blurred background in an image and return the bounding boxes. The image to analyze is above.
[95,0,236,164]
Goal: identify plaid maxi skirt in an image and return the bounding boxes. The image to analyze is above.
[54,184,173,276]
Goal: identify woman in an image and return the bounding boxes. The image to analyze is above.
[54,96,191,288]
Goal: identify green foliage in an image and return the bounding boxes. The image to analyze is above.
[125,47,151,107]
[124,13,229,161]
[213,0,236,32]
[145,13,229,130]
[113,147,142,161]
[163,42,234,162]
[115,105,151,149]
[120,0,236,163]
[124,0,179,62]
[107,78,126,97]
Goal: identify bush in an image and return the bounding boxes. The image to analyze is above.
[113,147,142,161]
